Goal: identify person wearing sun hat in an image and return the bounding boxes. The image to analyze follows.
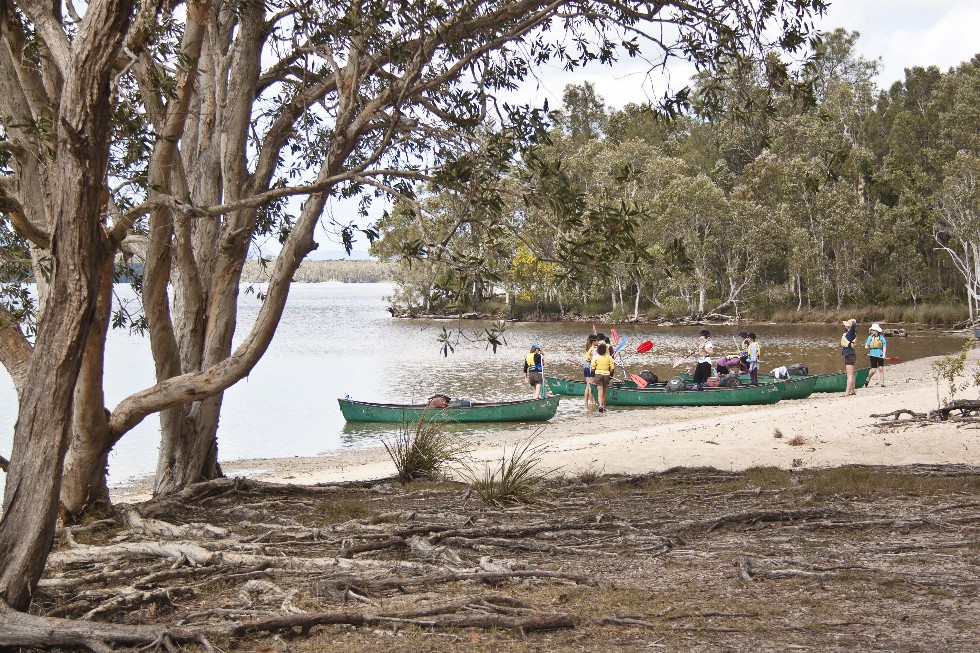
[840,319,858,396]
[864,323,888,387]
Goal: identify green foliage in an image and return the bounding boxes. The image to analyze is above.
[382,414,468,484]
[932,338,979,405]
[465,433,554,505]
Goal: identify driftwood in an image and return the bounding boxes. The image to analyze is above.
[873,400,980,426]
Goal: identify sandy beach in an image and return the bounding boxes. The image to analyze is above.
[113,347,980,502]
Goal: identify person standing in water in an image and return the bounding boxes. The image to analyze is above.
[841,319,858,396]
[523,344,545,399]
[590,341,616,413]
[864,323,888,387]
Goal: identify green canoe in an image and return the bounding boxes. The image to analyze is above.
[604,382,783,407]
[812,368,871,392]
[545,377,641,398]
[676,374,816,399]
[338,395,560,423]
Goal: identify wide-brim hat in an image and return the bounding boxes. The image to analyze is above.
[842,319,855,327]
[870,323,882,332]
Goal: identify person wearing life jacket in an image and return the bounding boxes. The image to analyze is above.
[590,341,616,413]
[523,344,545,399]
[737,330,750,371]
[583,334,599,407]
[841,319,858,396]
[747,332,761,386]
[864,323,888,387]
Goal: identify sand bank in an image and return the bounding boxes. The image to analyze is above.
[113,347,980,502]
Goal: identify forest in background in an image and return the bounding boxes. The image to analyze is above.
[242,259,395,284]
[371,30,980,326]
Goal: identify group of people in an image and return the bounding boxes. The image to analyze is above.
[840,320,888,396]
[522,319,891,407]
[683,329,761,390]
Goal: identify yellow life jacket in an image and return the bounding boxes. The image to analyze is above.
[591,353,616,375]
[748,342,761,360]
[841,333,854,348]
[869,334,883,349]
[525,352,542,372]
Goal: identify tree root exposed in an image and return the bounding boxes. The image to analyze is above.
[7,466,980,651]
[873,400,980,426]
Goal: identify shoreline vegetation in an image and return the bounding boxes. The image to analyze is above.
[386,299,972,328]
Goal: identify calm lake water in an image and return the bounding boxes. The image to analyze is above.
[0,283,970,490]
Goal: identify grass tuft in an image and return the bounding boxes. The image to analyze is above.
[787,435,807,446]
[383,412,468,484]
[773,428,784,439]
[465,432,553,504]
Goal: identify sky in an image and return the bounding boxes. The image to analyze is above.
[310,1,980,259]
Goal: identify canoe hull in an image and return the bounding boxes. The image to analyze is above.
[545,377,639,398]
[605,383,782,407]
[338,396,560,423]
[812,368,871,392]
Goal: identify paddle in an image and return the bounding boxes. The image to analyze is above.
[887,356,902,363]
[672,350,695,369]
[616,350,648,388]
[636,340,653,354]
[614,335,628,353]
[611,328,619,347]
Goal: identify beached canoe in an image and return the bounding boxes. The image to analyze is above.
[338,395,560,423]
[545,377,641,397]
[682,369,870,394]
[604,381,783,407]
[676,374,817,399]
[812,368,871,392]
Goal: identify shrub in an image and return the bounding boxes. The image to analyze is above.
[465,432,553,505]
[383,413,468,484]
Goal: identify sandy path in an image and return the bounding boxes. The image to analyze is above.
[113,347,980,502]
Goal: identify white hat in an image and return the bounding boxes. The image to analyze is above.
[870,323,882,332]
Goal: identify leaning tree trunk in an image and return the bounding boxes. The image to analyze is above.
[0,0,133,608]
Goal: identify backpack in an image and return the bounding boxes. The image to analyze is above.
[666,377,686,392]
[427,394,451,408]
[788,363,809,377]
[639,370,658,384]
[721,373,740,387]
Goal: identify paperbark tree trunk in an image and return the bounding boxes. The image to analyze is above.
[0,0,134,609]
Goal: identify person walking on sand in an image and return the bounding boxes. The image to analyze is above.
[590,341,616,413]
[747,332,761,386]
[841,319,858,396]
[583,334,599,407]
[524,344,545,399]
[864,323,888,387]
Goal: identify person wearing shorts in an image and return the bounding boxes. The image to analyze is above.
[590,342,616,413]
[524,344,544,398]
[841,319,857,396]
[865,323,888,387]
[583,334,598,407]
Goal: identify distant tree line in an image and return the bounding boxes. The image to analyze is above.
[242,259,395,284]
[373,29,980,326]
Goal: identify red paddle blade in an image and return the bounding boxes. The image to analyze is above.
[630,373,648,388]
[887,357,902,363]
[636,340,653,353]
[611,328,619,346]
